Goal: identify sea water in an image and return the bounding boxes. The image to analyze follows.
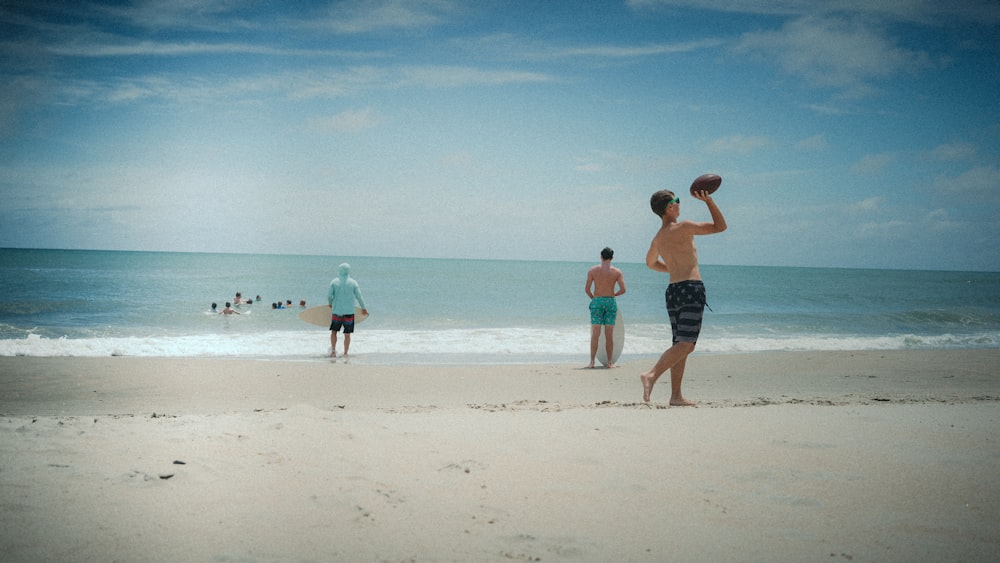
[1,248,998,364]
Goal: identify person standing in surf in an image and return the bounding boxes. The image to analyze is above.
[327,263,368,358]
[585,246,626,368]
[641,189,726,405]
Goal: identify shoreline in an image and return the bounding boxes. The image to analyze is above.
[2,349,997,415]
[2,349,998,562]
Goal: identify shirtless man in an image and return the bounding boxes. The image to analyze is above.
[641,189,726,405]
[585,247,626,368]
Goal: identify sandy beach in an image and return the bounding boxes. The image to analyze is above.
[1,350,998,562]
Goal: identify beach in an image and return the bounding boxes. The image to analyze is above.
[1,350,998,562]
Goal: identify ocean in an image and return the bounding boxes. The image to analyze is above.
[1,248,998,364]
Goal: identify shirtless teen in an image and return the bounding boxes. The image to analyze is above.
[585,247,626,368]
[641,189,727,405]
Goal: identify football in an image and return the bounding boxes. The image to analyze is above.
[690,173,722,195]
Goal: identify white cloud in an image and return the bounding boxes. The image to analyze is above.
[851,196,883,212]
[397,65,554,88]
[934,165,1000,198]
[851,153,894,175]
[543,39,725,59]
[284,67,385,100]
[627,0,1000,26]
[52,63,547,108]
[796,134,828,150]
[704,134,771,154]
[854,219,909,239]
[802,103,853,116]
[926,208,962,232]
[62,1,256,34]
[574,162,604,173]
[929,142,977,162]
[308,107,382,133]
[455,32,724,63]
[734,16,942,96]
[47,40,377,59]
[313,0,459,34]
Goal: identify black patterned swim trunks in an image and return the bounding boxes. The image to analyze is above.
[665,280,706,344]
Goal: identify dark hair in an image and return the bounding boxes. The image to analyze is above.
[601,247,614,260]
[650,190,676,217]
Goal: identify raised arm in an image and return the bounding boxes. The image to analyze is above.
[690,191,727,234]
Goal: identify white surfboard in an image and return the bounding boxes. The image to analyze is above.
[595,308,624,366]
[298,305,368,327]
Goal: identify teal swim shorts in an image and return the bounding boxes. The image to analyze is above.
[589,296,617,325]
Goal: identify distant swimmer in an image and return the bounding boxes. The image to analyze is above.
[211,302,218,313]
[327,262,368,358]
[585,247,626,369]
[221,302,240,315]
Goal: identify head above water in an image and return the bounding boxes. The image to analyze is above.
[650,189,678,218]
[601,247,614,261]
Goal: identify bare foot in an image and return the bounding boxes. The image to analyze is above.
[585,362,595,369]
[669,397,697,407]
[641,373,654,402]
[606,363,617,369]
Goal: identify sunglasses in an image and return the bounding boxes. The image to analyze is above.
[667,196,680,205]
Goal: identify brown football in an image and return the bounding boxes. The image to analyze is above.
[690,173,722,195]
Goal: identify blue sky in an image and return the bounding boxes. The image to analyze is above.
[1,1,998,271]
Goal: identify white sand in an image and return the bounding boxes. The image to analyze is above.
[1,350,998,562]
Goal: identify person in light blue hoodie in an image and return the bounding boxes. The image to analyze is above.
[327,263,368,357]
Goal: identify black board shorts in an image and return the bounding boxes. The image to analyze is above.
[665,280,706,344]
[330,313,356,334]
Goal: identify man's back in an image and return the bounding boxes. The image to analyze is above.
[587,263,623,297]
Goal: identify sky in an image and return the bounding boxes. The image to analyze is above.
[1,1,998,271]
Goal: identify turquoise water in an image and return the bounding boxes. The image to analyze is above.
[1,248,998,363]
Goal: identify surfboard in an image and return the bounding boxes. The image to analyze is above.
[298,305,368,327]
[595,308,624,366]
